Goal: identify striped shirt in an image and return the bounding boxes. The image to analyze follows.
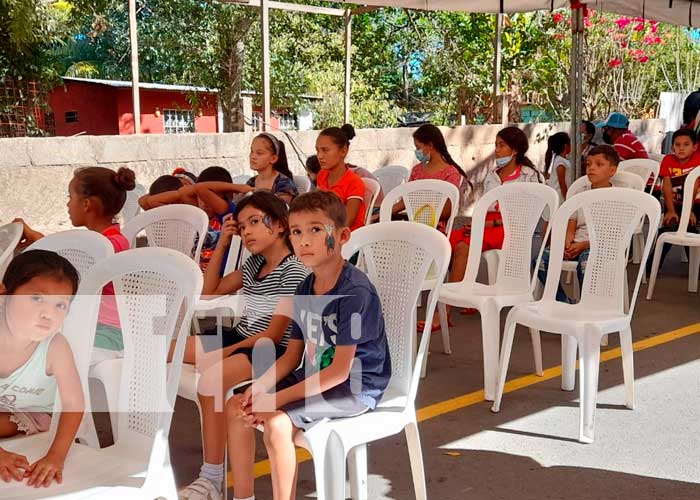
[614,131,649,161]
[234,253,309,346]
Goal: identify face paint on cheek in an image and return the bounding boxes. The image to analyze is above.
[263,215,273,234]
[324,224,336,254]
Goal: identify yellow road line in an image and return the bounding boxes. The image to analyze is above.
[227,322,700,482]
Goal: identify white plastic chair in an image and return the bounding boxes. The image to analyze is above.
[361,177,381,225]
[281,221,450,500]
[647,166,700,299]
[0,248,203,499]
[491,188,660,443]
[373,165,409,196]
[437,183,559,400]
[0,222,22,280]
[120,183,147,224]
[25,229,114,278]
[619,159,661,264]
[122,204,209,262]
[293,174,312,194]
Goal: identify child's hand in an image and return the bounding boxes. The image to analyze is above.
[0,448,31,482]
[564,241,587,259]
[12,218,42,249]
[26,451,65,488]
[219,214,239,245]
[663,210,679,226]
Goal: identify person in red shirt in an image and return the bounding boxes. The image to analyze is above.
[315,125,366,231]
[598,112,649,161]
[648,128,700,274]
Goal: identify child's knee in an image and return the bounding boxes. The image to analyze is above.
[263,412,291,447]
[197,365,222,396]
[225,395,245,422]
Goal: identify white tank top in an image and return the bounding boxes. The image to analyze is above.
[0,335,57,413]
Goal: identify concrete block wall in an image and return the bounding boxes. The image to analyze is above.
[0,120,665,234]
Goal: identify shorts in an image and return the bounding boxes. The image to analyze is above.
[93,323,123,351]
[449,212,504,251]
[8,411,52,435]
[198,326,287,365]
[276,371,369,431]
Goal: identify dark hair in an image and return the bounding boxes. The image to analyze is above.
[253,134,294,180]
[197,166,233,183]
[72,166,135,217]
[545,132,571,175]
[319,123,355,149]
[234,191,293,252]
[673,128,698,144]
[587,144,620,166]
[172,167,197,183]
[413,124,472,183]
[149,175,182,195]
[3,250,80,295]
[289,191,347,229]
[305,155,321,175]
[582,120,596,136]
[496,126,542,181]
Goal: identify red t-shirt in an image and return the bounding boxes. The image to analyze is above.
[614,132,649,161]
[317,168,366,231]
[659,151,700,205]
[99,225,130,328]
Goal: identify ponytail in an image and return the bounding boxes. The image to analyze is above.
[413,123,472,187]
[544,132,571,176]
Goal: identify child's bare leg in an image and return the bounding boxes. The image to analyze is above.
[263,411,299,500]
[226,395,256,498]
[0,412,19,438]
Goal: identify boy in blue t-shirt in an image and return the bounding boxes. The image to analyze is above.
[228,190,391,500]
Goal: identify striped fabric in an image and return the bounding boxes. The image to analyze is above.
[614,132,649,161]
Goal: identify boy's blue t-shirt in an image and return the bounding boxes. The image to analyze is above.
[290,262,391,409]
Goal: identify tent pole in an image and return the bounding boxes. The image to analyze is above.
[344,9,352,124]
[261,0,271,130]
[493,13,504,124]
[128,0,141,134]
[570,3,585,178]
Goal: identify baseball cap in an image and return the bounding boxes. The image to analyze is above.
[597,112,629,129]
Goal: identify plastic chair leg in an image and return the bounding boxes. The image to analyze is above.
[438,302,451,354]
[348,444,368,500]
[578,331,601,444]
[632,232,643,265]
[490,319,517,413]
[646,239,665,300]
[681,248,689,263]
[405,420,427,500]
[480,303,501,401]
[529,328,543,376]
[688,247,700,293]
[571,271,581,303]
[324,432,347,500]
[561,336,577,391]
[483,250,500,285]
[619,327,635,410]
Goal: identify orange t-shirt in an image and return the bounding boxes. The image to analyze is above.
[317,168,366,231]
[659,151,700,205]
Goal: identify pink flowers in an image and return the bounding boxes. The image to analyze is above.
[608,58,623,68]
[615,17,632,29]
[552,12,564,23]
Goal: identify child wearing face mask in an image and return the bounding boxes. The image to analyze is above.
[419,126,542,331]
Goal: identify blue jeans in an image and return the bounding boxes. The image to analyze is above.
[537,247,590,303]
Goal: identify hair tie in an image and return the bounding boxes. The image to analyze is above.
[258,133,281,155]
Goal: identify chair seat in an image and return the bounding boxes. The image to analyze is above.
[0,431,154,499]
[510,300,629,336]
[195,295,242,314]
[177,362,201,402]
[658,231,700,247]
[438,281,531,309]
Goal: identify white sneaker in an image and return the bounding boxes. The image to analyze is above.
[178,477,223,500]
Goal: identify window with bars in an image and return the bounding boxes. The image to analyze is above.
[164,109,195,134]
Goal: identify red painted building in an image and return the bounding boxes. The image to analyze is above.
[48,77,220,136]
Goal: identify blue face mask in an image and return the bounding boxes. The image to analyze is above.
[415,149,430,163]
[495,155,512,169]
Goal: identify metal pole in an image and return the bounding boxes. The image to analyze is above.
[570,4,585,178]
[344,9,352,124]
[128,0,141,134]
[493,13,503,124]
[261,0,271,130]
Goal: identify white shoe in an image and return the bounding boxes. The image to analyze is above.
[178,477,223,500]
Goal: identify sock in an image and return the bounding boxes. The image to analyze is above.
[199,462,224,489]
[233,496,255,500]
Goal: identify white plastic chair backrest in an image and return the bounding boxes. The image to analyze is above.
[648,152,665,163]
[342,222,450,405]
[618,159,660,193]
[76,248,202,452]
[0,222,22,280]
[373,165,409,195]
[675,167,700,236]
[120,183,147,224]
[293,175,312,194]
[464,183,559,292]
[566,171,645,199]
[122,204,209,262]
[232,174,251,185]
[379,179,460,235]
[543,188,660,314]
[25,230,114,279]
[222,235,244,276]
[362,177,381,225]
